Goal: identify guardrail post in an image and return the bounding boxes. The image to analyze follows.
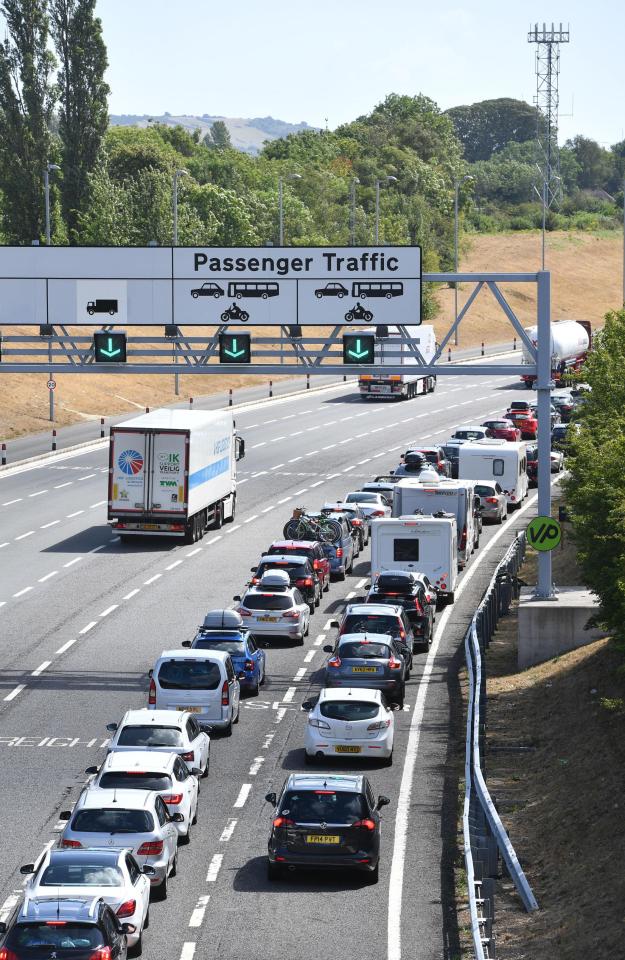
[307,373,310,390]
[189,397,193,408]
[448,347,452,362]
[51,429,57,452]
[229,389,233,407]
[100,417,105,439]
[145,407,150,413]
[513,335,517,350]
[481,340,485,356]
[269,380,273,398]
[1,442,6,466]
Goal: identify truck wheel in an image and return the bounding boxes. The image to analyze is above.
[224,494,236,524]
[212,502,223,530]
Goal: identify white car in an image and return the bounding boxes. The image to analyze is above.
[234,570,310,644]
[107,709,210,777]
[342,491,392,518]
[58,789,180,900]
[84,750,199,842]
[304,687,394,764]
[449,425,491,442]
[550,449,565,472]
[20,847,151,950]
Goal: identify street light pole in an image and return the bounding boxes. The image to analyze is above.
[350,177,359,245]
[453,174,473,347]
[44,162,60,422]
[374,175,398,244]
[278,173,302,245]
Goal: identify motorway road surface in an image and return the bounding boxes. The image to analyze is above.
[0,362,536,960]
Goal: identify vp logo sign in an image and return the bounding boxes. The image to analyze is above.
[527,515,562,552]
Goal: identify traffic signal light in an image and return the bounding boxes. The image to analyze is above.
[342,333,375,365]
[93,331,127,363]
[219,333,251,364]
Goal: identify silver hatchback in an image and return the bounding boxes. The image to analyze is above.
[322,633,407,707]
[474,482,507,524]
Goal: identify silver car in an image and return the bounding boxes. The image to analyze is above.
[59,788,181,899]
[474,482,507,524]
[322,633,407,707]
[234,571,310,644]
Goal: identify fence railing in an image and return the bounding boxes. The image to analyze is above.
[463,532,538,959]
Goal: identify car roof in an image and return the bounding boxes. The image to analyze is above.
[100,750,176,773]
[77,788,158,810]
[338,632,394,645]
[344,603,402,615]
[19,896,103,923]
[120,709,188,726]
[245,583,296,597]
[285,773,365,793]
[157,649,230,663]
[318,686,382,703]
[269,539,319,549]
[405,445,441,454]
[259,554,307,564]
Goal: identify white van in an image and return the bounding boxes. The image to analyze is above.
[457,440,528,509]
[149,649,240,736]
[392,478,477,569]
[370,515,458,604]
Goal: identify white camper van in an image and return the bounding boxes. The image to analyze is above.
[392,477,478,569]
[457,440,528,509]
[370,515,458,604]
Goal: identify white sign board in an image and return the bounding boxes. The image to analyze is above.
[0,246,421,326]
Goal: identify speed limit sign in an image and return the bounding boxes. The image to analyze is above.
[47,379,56,390]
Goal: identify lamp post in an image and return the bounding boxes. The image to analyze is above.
[44,163,60,246]
[374,175,398,244]
[350,177,360,245]
[278,173,302,245]
[453,174,473,346]
[173,169,189,246]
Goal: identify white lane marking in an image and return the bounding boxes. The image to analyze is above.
[358,457,371,465]
[322,444,336,450]
[78,473,96,481]
[356,577,368,589]
[185,548,202,558]
[188,895,210,928]
[179,944,196,960]
[233,783,252,808]
[2,499,22,506]
[206,854,223,882]
[270,463,285,471]
[123,588,140,600]
[28,490,47,498]
[314,633,326,647]
[99,604,118,618]
[293,488,308,496]
[64,557,82,568]
[270,435,286,442]
[67,510,84,518]
[31,661,51,676]
[310,480,324,488]
[281,414,296,420]
[54,482,72,489]
[343,465,355,473]
[277,496,292,504]
[55,636,79,655]
[282,687,296,703]
[323,619,334,630]
[304,650,316,663]
[249,757,265,776]
[219,819,238,842]
[387,486,546,960]
[225,524,241,533]
[251,470,268,478]
[13,586,33,598]
[0,892,21,918]
[288,456,303,463]
[144,574,162,584]
[0,542,8,549]
[0,602,6,609]
[243,514,258,524]
[166,560,183,571]
[264,419,278,424]
[290,430,304,437]
[262,732,275,749]
[345,591,356,600]
[293,667,307,681]
[15,531,34,541]
[40,520,60,529]
[251,441,266,449]
[38,571,58,583]
[79,621,97,635]
[90,500,107,508]
[275,707,286,723]
[205,535,222,545]
[4,685,25,702]
[261,505,275,513]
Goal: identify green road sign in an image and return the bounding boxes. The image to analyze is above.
[527,515,562,551]
[93,331,127,363]
[342,333,375,364]
[219,333,251,364]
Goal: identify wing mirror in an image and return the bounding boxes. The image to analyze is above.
[182,640,192,648]
[19,864,35,875]
[0,922,6,934]
[84,766,98,776]
[233,595,241,602]
[376,795,390,809]
[106,722,118,732]
[170,812,185,823]
[265,792,277,805]
[141,864,156,876]
[250,566,257,573]
[191,767,202,777]
[322,645,334,653]
[329,619,339,629]
[59,810,71,821]
[148,669,153,678]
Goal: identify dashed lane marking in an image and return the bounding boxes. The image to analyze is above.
[166,560,183,571]
[31,661,51,676]
[122,589,140,600]
[233,784,252,808]
[188,895,210,928]
[55,636,80,656]
[219,819,238,842]
[206,854,223,882]
[63,557,82,568]
[185,548,202,558]
[79,621,97,635]
[40,520,60,529]
[293,667,307,681]
[13,586,33,598]
[3,685,25,702]
[314,634,326,647]
[282,687,296,703]
[54,482,72,489]
[15,531,34,541]
[38,571,58,583]
[2,499,22,506]
[249,757,265,776]
[144,574,162,584]
[179,943,196,960]
[304,650,316,663]
[99,604,118,618]
[77,473,96,481]
[28,490,47,498]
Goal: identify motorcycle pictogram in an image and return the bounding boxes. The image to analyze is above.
[221,302,250,322]
[344,302,373,323]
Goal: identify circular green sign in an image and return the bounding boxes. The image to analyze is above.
[527,515,562,552]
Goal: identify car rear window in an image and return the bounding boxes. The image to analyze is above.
[40,862,123,886]
[257,562,305,578]
[376,574,413,592]
[453,429,484,440]
[268,545,313,559]
[442,446,460,458]
[320,700,379,721]
[345,492,377,503]
[193,636,246,654]
[117,725,183,747]
[98,772,173,791]
[475,484,496,497]
[488,421,511,429]
[343,614,400,636]
[71,808,154,833]
[242,594,293,610]
[157,659,222,690]
[280,790,366,823]
[7,923,105,951]
[338,640,393,659]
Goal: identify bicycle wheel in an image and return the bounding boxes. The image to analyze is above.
[318,517,343,543]
[283,518,306,540]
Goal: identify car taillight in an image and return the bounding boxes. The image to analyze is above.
[460,526,467,549]
[239,608,252,617]
[251,577,259,585]
[371,510,385,517]
[399,629,406,640]
[296,578,313,586]
[162,794,183,805]
[308,717,331,729]
[0,949,19,960]
[367,719,391,731]
[351,518,362,526]
[389,657,402,670]
[89,949,112,960]
[137,840,163,855]
[353,819,376,831]
[148,678,156,705]
[181,752,195,764]
[485,497,498,504]
[221,680,230,706]
[282,610,299,619]
[60,838,82,848]
[414,599,423,615]
[272,816,295,828]
[336,547,343,558]
[244,659,254,671]
[328,656,341,668]
[313,559,320,569]
[116,899,136,919]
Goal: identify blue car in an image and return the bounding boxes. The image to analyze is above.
[308,511,355,581]
[182,609,266,695]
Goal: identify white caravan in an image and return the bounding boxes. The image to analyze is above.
[392,477,478,569]
[370,515,458,604]
[457,439,528,509]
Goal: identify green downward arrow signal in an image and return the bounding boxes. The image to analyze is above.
[223,337,246,359]
[100,336,121,358]
[347,338,372,360]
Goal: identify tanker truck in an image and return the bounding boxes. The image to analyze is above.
[520,319,591,389]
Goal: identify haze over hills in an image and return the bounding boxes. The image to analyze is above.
[109,113,318,154]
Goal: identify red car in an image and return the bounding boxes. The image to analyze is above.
[401,445,451,476]
[265,540,330,593]
[504,409,538,439]
[481,419,522,442]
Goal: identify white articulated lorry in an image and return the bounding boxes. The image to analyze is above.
[108,409,245,543]
[359,326,437,400]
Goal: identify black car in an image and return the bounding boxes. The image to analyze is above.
[441,442,465,479]
[250,554,321,612]
[265,773,389,883]
[330,602,415,675]
[526,445,538,487]
[365,570,435,652]
[0,895,133,960]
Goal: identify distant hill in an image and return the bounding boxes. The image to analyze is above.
[109,113,317,155]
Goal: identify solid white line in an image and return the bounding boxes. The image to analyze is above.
[40,520,60,529]
[166,559,184,570]
[28,490,47,498]
[38,571,58,583]
[304,650,316,663]
[55,636,79,655]
[15,531,34,541]
[387,488,544,960]
[219,819,238,842]
[206,853,223,882]
[31,661,51,676]
[188,895,210,928]
[144,574,162,584]
[122,588,140,600]
[79,621,97,635]
[13,586,33,598]
[179,943,196,960]
[185,548,202,558]
[233,783,252,808]
[4,685,25,702]
[67,510,84,517]
[282,687,296,703]
[99,604,118,618]
[293,667,307,681]
[64,557,82,567]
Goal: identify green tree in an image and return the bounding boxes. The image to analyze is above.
[49,0,109,242]
[206,120,232,150]
[564,135,614,190]
[0,0,57,242]
[446,98,541,162]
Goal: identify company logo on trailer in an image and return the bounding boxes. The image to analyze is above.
[118,449,144,476]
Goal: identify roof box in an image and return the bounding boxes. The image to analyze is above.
[202,609,244,630]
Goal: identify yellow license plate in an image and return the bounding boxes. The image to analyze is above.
[141,524,160,530]
[259,616,277,622]
[306,834,340,844]
[335,745,361,754]
[352,666,377,673]
[178,706,202,713]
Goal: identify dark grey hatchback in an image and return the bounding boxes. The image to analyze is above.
[265,773,389,883]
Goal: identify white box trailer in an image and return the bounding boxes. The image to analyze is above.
[457,439,528,509]
[370,515,458,604]
[359,325,437,400]
[108,409,245,541]
[392,477,477,569]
